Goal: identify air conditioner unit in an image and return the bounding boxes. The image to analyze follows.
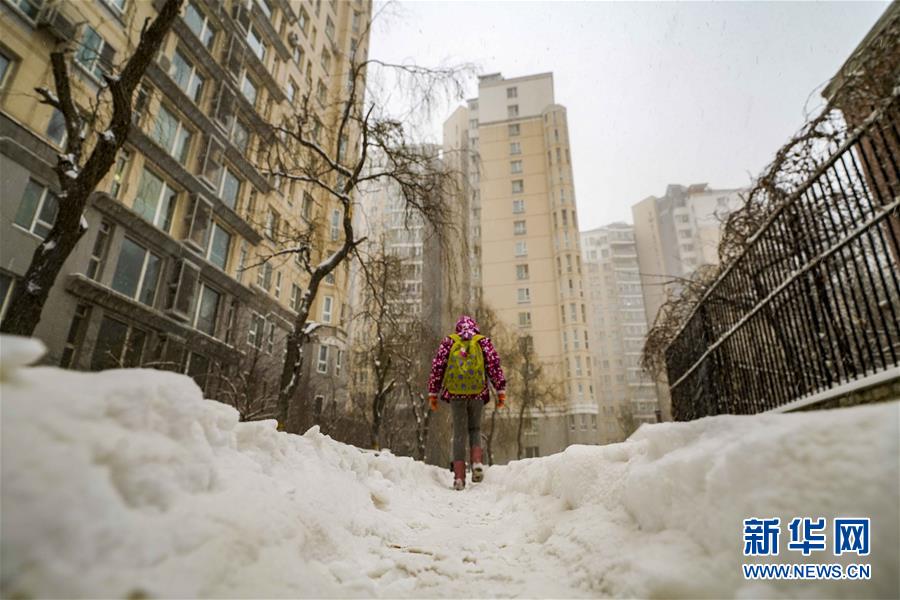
[37,2,76,42]
[288,31,300,48]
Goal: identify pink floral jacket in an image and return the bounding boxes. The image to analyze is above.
[427,315,506,404]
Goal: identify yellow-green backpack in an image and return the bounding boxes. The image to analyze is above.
[442,333,486,395]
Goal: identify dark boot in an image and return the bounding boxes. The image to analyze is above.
[471,446,484,482]
[452,460,466,490]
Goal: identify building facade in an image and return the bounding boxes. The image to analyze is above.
[581,224,659,443]
[631,183,744,420]
[443,72,600,460]
[0,0,371,428]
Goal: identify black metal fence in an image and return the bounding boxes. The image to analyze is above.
[666,97,900,419]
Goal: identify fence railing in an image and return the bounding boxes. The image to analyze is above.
[666,97,900,420]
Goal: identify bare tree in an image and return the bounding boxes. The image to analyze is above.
[351,242,405,448]
[0,0,185,336]
[251,56,470,432]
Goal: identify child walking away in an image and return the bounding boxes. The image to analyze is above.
[428,315,506,490]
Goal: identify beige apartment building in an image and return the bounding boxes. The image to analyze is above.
[444,72,599,461]
[581,223,659,443]
[0,0,370,429]
[631,183,744,420]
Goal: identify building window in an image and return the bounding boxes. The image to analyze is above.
[91,316,146,370]
[316,344,329,373]
[240,74,258,106]
[516,264,529,280]
[266,321,276,354]
[512,179,524,193]
[330,209,341,241]
[0,49,12,89]
[515,240,527,257]
[265,207,280,239]
[193,283,220,336]
[99,0,127,14]
[151,105,192,165]
[513,220,526,235]
[525,446,539,458]
[299,8,310,33]
[273,270,282,298]
[75,26,113,80]
[7,0,41,20]
[510,160,522,174]
[322,295,333,323]
[510,142,521,155]
[132,84,151,126]
[286,79,298,103]
[109,150,130,197]
[169,48,205,103]
[518,311,531,327]
[86,221,112,280]
[506,86,517,99]
[184,352,210,390]
[290,283,302,311]
[219,167,241,210]
[256,0,273,18]
[257,261,272,291]
[508,123,520,136]
[14,179,58,239]
[507,105,519,118]
[352,10,360,33]
[517,288,530,304]
[316,79,327,106]
[0,273,15,321]
[512,199,525,214]
[133,168,177,232]
[60,304,91,368]
[231,119,250,154]
[248,312,265,349]
[184,1,217,50]
[111,238,162,306]
[246,25,267,62]
[46,109,66,147]
[206,223,231,270]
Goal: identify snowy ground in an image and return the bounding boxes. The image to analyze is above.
[2,336,898,599]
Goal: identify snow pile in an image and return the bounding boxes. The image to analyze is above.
[1,335,897,599]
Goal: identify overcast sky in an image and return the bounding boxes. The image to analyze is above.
[368,1,888,229]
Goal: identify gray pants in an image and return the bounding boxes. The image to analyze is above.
[451,399,483,462]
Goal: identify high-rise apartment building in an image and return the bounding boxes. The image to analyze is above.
[631,183,744,420]
[444,72,598,461]
[581,224,659,443]
[0,0,370,427]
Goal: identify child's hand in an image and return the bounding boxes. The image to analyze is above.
[429,394,438,411]
[497,391,507,409]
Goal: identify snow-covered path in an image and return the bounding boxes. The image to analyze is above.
[353,472,588,598]
[2,337,898,599]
